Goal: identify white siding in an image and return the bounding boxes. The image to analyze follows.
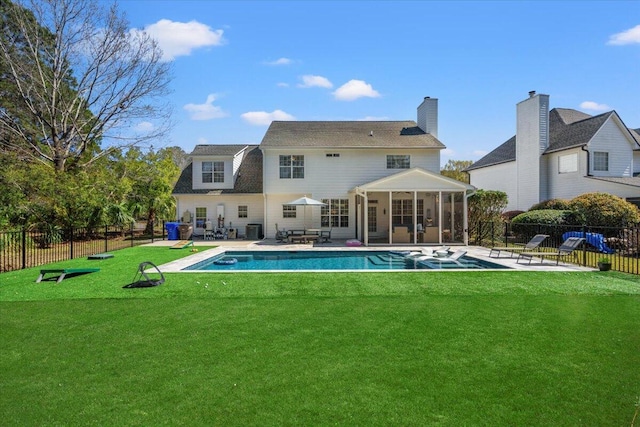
[468,162,519,210]
[174,194,264,238]
[262,148,440,195]
[261,147,441,239]
[588,117,634,177]
[546,148,587,200]
[192,157,235,190]
[634,151,640,175]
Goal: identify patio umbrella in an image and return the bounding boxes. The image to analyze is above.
[283,196,326,229]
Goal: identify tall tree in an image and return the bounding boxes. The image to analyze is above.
[0,0,172,172]
[440,160,473,184]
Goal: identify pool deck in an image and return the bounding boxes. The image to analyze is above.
[150,239,595,273]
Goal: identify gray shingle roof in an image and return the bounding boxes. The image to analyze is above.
[172,146,262,194]
[260,121,445,149]
[587,176,640,188]
[190,144,251,156]
[466,108,636,171]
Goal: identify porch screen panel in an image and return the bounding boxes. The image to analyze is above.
[392,199,412,224]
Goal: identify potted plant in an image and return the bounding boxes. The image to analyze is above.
[597,256,612,271]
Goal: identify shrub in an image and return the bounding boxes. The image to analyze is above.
[529,199,572,211]
[468,190,508,241]
[511,209,581,239]
[569,193,640,227]
[502,210,525,222]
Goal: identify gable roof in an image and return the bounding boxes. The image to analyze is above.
[172,145,263,195]
[190,144,251,156]
[466,108,637,171]
[353,167,475,193]
[260,121,445,149]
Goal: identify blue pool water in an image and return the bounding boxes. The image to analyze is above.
[182,250,509,271]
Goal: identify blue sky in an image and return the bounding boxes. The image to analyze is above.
[119,1,640,165]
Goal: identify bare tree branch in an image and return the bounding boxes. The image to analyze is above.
[0,0,173,171]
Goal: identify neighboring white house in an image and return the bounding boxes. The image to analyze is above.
[466,91,640,211]
[172,97,476,245]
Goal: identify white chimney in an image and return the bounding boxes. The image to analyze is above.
[417,96,438,138]
[516,91,550,209]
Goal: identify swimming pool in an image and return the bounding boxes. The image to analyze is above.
[182,250,509,271]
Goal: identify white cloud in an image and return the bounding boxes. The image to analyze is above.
[265,57,293,66]
[183,94,228,120]
[607,24,640,45]
[241,110,296,126]
[473,150,488,158]
[277,82,290,88]
[134,121,154,132]
[580,101,610,111]
[297,75,333,88]
[333,80,380,101]
[441,148,456,157]
[197,137,208,144]
[140,19,224,61]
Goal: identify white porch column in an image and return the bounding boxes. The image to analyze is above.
[388,191,393,244]
[438,191,442,245]
[362,192,369,246]
[413,191,418,244]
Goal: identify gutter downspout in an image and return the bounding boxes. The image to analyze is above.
[581,146,591,176]
[262,193,267,241]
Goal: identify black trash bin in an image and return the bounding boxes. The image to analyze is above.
[178,223,193,240]
[246,223,263,240]
[165,222,180,240]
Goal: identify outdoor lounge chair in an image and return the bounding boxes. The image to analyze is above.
[414,249,468,268]
[517,237,585,265]
[489,234,549,258]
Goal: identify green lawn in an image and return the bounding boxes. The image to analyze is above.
[1,247,639,426]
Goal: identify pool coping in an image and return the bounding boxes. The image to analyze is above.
[150,240,595,273]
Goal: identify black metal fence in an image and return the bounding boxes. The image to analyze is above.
[470,222,639,275]
[0,223,168,273]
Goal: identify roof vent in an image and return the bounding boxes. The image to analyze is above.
[529,90,536,98]
[369,131,374,137]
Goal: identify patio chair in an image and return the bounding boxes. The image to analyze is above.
[319,228,332,243]
[275,223,288,243]
[489,234,549,258]
[517,237,585,265]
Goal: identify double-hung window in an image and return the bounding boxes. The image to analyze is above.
[321,199,349,228]
[386,155,410,169]
[213,161,224,183]
[593,152,609,172]
[280,155,304,179]
[202,162,213,183]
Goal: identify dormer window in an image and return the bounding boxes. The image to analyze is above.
[202,161,213,183]
[213,161,224,182]
[202,161,225,183]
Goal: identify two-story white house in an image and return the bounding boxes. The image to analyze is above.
[172,97,476,245]
[466,91,640,211]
